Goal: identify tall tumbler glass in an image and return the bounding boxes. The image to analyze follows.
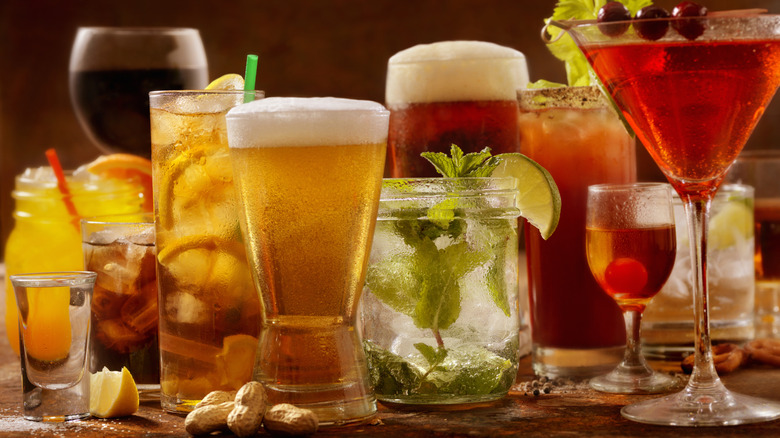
[727,150,780,338]
[226,97,388,426]
[518,86,636,378]
[150,90,264,413]
[385,40,528,177]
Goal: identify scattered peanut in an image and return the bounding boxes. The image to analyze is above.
[263,403,318,436]
[184,401,235,436]
[194,390,237,409]
[228,381,267,437]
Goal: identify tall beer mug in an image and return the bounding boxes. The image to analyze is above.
[385,40,528,177]
[226,97,389,426]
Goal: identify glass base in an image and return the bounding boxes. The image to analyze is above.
[622,385,780,426]
[590,368,677,394]
[263,383,377,426]
[532,344,623,379]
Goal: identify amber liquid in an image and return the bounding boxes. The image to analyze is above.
[83,238,159,386]
[755,199,780,281]
[586,226,676,312]
[388,100,520,177]
[230,142,385,412]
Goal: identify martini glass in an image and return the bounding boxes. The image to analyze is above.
[550,13,780,426]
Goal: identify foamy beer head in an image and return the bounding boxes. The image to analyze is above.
[226,97,389,147]
[386,41,529,106]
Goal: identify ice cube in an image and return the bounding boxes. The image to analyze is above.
[165,292,209,325]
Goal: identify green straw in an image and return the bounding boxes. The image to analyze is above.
[244,54,258,103]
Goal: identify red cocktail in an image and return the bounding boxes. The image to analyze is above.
[558,11,780,426]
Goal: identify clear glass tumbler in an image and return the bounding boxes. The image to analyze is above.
[361,177,521,405]
[11,271,96,422]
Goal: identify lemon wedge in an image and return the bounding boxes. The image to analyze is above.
[90,366,139,418]
[205,74,245,91]
[709,200,753,250]
[492,153,562,240]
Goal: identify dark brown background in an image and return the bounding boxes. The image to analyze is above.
[2,0,780,259]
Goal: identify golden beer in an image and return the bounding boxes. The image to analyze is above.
[226,97,388,426]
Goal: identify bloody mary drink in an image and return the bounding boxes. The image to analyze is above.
[518,86,635,378]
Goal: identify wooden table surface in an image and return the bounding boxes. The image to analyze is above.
[2,270,780,437]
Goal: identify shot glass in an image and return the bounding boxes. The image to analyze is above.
[81,213,159,398]
[11,271,96,422]
[727,150,780,338]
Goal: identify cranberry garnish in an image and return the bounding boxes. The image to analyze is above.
[597,2,632,37]
[634,5,671,41]
[671,1,708,40]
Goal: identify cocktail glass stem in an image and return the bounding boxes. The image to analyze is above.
[682,197,723,390]
[619,309,653,377]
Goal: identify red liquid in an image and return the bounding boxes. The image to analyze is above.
[387,100,520,177]
[519,99,634,349]
[586,226,676,313]
[580,40,780,198]
[70,68,207,158]
[755,199,780,281]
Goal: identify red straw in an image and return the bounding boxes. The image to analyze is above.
[45,148,81,230]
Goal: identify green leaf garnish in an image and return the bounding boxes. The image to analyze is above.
[543,0,652,87]
[421,145,500,178]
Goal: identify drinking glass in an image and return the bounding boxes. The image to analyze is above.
[385,40,527,177]
[81,213,159,399]
[643,185,755,360]
[226,97,388,426]
[585,183,677,394]
[70,27,208,157]
[150,90,264,413]
[555,12,780,426]
[11,271,96,422]
[727,150,780,338]
[518,86,635,378]
[361,177,521,405]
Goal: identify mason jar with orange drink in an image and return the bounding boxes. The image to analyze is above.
[4,153,151,354]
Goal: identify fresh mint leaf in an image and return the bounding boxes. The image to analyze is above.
[421,145,500,178]
[414,343,448,367]
[364,341,422,395]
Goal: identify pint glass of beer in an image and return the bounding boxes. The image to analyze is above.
[385,40,528,177]
[226,97,389,426]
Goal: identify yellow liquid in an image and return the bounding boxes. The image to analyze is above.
[4,170,146,355]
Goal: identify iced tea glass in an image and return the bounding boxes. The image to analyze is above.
[586,183,677,394]
[150,89,264,413]
[518,86,636,378]
[727,150,780,338]
[11,271,96,422]
[81,213,159,398]
[226,97,388,426]
[643,185,755,359]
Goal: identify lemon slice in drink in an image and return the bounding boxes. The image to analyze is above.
[709,200,753,250]
[493,153,561,240]
[205,73,244,90]
[90,367,139,418]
